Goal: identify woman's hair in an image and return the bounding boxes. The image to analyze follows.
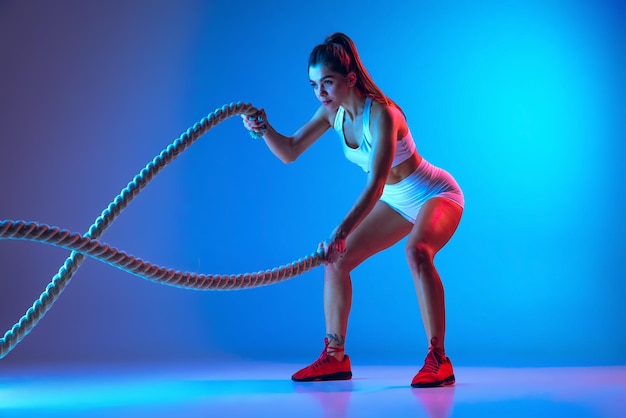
[308,32,402,112]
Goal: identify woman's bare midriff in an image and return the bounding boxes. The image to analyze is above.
[386,152,422,185]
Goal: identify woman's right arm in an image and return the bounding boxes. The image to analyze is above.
[243,105,331,164]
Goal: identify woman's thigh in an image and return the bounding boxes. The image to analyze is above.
[406,197,463,255]
[333,201,414,273]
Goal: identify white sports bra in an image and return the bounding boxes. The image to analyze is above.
[333,96,416,173]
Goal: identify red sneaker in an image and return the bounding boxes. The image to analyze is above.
[291,338,352,382]
[411,339,455,388]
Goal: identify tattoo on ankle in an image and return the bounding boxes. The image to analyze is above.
[326,333,345,347]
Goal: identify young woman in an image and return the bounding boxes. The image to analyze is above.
[242,32,464,388]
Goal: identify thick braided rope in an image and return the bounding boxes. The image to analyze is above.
[0,220,324,290]
[0,102,325,359]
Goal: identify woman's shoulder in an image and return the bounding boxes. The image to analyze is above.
[370,98,406,125]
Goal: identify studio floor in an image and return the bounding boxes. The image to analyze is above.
[0,362,624,417]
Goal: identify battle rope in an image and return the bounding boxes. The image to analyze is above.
[0,102,325,359]
[0,220,324,291]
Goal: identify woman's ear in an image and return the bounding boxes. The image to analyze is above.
[347,71,357,87]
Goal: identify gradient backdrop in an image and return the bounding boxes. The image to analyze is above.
[1,0,624,368]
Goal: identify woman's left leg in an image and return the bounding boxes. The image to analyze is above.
[406,197,462,348]
[406,197,462,387]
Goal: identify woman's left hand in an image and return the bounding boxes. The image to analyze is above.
[322,229,346,264]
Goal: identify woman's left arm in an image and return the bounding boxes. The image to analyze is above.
[324,104,401,262]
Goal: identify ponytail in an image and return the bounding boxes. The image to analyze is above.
[309,32,403,114]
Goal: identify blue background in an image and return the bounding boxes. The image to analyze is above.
[1,0,624,367]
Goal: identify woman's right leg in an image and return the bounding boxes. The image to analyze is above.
[292,201,412,381]
[323,201,413,357]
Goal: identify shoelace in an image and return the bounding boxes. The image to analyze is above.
[311,339,344,369]
[311,351,331,369]
[420,347,443,374]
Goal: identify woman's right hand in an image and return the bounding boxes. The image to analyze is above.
[241,108,267,137]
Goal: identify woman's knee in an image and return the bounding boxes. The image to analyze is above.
[324,251,358,278]
[406,242,435,273]
[324,260,349,278]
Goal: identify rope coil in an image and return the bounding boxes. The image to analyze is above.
[0,102,325,359]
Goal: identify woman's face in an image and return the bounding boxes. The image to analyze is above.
[308,64,351,111]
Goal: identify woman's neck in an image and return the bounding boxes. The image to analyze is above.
[341,90,368,121]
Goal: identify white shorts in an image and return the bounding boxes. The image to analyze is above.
[380,158,464,223]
